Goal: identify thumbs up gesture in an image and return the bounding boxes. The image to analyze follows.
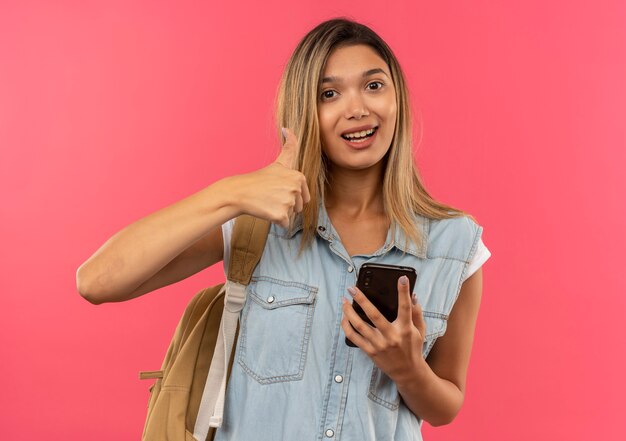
[232,127,311,229]
[276,127,299,170]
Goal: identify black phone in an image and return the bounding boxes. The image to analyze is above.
[345,263,417,347]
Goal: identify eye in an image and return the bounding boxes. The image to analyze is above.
[367,81,384,91]
[320,89,337,100]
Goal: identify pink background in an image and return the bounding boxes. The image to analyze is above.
[1,1,625,439]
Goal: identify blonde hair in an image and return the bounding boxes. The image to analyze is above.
[274,18,476,254]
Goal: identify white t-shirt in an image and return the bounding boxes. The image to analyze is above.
[221,219,491,282]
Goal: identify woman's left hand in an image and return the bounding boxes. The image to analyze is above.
[341,276,427,383]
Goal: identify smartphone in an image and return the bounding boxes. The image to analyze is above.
[345,263,417,347]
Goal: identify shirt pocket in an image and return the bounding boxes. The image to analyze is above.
[368,365,401,411]
[367,311,448,411]
[237,276,318,385]
[421,311,448,359]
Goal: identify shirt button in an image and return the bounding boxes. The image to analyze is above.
[334,375,343,383]
[347,265,354,273]
[325,429,335,438]
[267,296,275,303]
[318,226,326,232]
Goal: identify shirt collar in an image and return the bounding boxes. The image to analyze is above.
[388,213,429,258]
[280,200,429,258]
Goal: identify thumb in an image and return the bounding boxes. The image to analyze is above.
[276,127,299,169]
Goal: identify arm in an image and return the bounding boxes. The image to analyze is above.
[76,177,239,304]
[76,128,310,305]
[342,267,483,427]
[395,267,483,426]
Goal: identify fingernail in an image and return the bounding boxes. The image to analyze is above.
[347,286,357,297]
[411,293,418,305]
[281,127,287,140]
[399,275,408,285]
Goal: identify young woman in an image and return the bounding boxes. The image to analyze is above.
[77,18,491,440]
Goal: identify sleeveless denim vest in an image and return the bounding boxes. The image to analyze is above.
[214,202,483,441]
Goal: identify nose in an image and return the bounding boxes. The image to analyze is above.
[344,93,369,120]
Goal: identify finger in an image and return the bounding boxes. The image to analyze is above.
[301,176,311,204]
[411,294,427,339]
[341,299,376,353]
[347,286,391,334]
[276,127,299,170]
[278,213,290,229]
[342,316,375,353]
[396,275,412,324]
[294,192,304,213]
[343,299,380,344]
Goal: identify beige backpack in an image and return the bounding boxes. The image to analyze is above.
[139,215,270,441]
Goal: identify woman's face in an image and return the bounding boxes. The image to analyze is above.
[317,44,397,172]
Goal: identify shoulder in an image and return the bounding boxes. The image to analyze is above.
[425,215,483,263]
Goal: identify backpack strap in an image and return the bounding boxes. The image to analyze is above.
[194,215,270,440]
[228,214,272,285]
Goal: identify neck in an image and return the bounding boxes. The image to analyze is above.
[324,160,386,220]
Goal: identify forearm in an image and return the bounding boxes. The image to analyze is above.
[77,176,242,301]
[395,357,463,427]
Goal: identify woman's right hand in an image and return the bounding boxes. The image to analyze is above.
[232,127,311,228]
[76,127,310,303]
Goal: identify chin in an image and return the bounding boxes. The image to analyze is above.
[322,141,390,172]
[334,156,387,171]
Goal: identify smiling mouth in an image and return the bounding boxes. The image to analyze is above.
[341,126,378,141]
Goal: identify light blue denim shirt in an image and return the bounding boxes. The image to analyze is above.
[214,202,483,441]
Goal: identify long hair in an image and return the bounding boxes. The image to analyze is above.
[274,17,476,254]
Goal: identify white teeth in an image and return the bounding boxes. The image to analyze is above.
[343,127,376,139]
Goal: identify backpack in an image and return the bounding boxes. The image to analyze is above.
[139,215,270,441]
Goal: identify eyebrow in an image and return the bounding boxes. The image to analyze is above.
[321,68,389,84]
